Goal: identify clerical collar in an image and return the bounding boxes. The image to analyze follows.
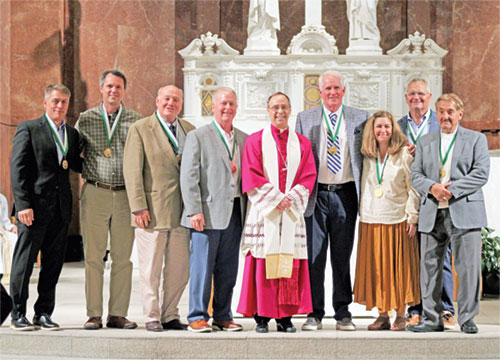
[408,108,431,128]
[271,124,289,134]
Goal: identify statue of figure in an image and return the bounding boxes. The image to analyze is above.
[247,0,280,41]
[346,0,380,41]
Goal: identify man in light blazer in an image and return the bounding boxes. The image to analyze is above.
[409,93,490,334]
[180,87,247,333]
[123,85,194,332]
[296,71,369,331]
[398,78,456,329]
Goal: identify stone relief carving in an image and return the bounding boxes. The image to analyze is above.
[349,82,379,109]
[287,25,338,55]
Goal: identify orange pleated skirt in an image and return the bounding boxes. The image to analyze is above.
[353,221,420,313]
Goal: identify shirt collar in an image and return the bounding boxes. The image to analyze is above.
[408,108,431,127]
[45,113,66,130]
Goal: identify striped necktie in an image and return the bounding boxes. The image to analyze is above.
[327,113,341,174]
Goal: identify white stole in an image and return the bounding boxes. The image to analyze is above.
[261,125,301,279]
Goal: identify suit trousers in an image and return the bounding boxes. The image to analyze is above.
[135,226,190,323]
[10,208,68,318]
[187,199,242,323]
[305,182,358,321]
[408,239,455,316]
[420,209,481,327]
[81,183,134,317]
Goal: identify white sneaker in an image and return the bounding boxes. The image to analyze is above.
[302,316,322,331]
[336,317,356,331]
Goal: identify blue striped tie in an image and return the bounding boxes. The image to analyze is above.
[327,113,341,174]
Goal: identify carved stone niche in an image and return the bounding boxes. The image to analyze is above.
[287,25,339,55]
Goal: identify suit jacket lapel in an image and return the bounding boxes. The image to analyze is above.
[450,126,466,175]
[150,115,177,166]
[40,117,60,165]
[209,124,232,173]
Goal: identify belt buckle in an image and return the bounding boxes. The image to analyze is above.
[328,184,337,191]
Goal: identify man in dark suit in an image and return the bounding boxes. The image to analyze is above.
[9,84,82,331]
[398,78,456,329]
[296,71,369,331]
[409,93,489,334]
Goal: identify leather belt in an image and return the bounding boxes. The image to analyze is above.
[318,183,345,192]
[86,180,125,191]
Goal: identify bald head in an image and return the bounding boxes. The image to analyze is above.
[156,85,183,123]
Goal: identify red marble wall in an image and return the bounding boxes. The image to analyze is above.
[1,0,499,221]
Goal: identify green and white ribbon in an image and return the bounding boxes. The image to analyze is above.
[45,113,68,157]
[212,120,236,160]
[155,111,179,153]
[322,104,343,146]
[102,104,123,146]
[376,152,389,185]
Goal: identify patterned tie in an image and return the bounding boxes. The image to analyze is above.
[327,113,342,174]
[169,123,176,138]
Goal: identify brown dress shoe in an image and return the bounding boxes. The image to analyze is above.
[84,316,103,330]
[442,311,456,330]
[145,321,163,332]
[391,316,406,331]
[106,316,138,329]
[368,316,390,330]
[188,319,212,333]
[405,313,421,326]
[212,320,243,332]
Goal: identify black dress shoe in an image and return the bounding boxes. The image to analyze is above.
[162,319,188,330]
[255,322,269,333]
[407,322,444,332]
[276,319,296,333]
[11,316,35,331]
[33,313,60,331]
[461,319,478,334]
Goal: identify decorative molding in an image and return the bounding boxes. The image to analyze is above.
[287,25,338,55]
[387,31,448,57]
[178,32,239,58]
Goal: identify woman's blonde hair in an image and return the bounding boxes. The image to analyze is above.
[361,110,407,158]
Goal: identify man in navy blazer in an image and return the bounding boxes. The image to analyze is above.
[9,84,82,331]
[398,78,456,329]
[409,93,489,334]
[296,71,369,331]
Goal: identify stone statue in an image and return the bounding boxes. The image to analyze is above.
[247,0,280,41]
[346,0,380,41]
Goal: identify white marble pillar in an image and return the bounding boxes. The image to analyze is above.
[305,0,322,26]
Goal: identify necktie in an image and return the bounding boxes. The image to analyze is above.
[169,123,176,138]
[327,113,342,174]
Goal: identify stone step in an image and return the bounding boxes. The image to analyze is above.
[1,320,499,359]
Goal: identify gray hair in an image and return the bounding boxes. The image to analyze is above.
[213,87,237,104]
[99,69,127,89]
[44,84,71,99]
[406,78,431,94]
[436,93,464,112]
[319,71,345,88]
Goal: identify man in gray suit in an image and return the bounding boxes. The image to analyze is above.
[398,78,456,329]
[408,93,490,334]
[296,71,369,331]
[180,87,247,333]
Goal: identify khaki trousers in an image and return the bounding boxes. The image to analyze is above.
[135,226,189,323]
[81,183,134,317]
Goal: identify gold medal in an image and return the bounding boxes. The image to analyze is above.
[62,160,68,170]
[374,187,383,198]
[104,148,112,158]
[439,168,446,179]
[230,162,237,174]
[328,146,338,155]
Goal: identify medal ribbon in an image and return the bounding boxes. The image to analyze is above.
[439,132,457,167]
[212,120,236,161]
[322,104,343,148]
[45,113,68,157]
[407,115,429,145]
[375,152,389,185]
[102,104,123,146]
[155,111,179,153]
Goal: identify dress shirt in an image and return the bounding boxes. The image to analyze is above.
[155,111,187,154]
[76,103,141,185]
[0,193,14,232]
[407,109,431,144]
[213,120,241,198]
[45,113,66,164]
[318,105,354,184]
[359,148,420,224]
[438,128,458,209]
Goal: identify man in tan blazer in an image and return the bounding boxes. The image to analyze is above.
[123,85,195,332]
